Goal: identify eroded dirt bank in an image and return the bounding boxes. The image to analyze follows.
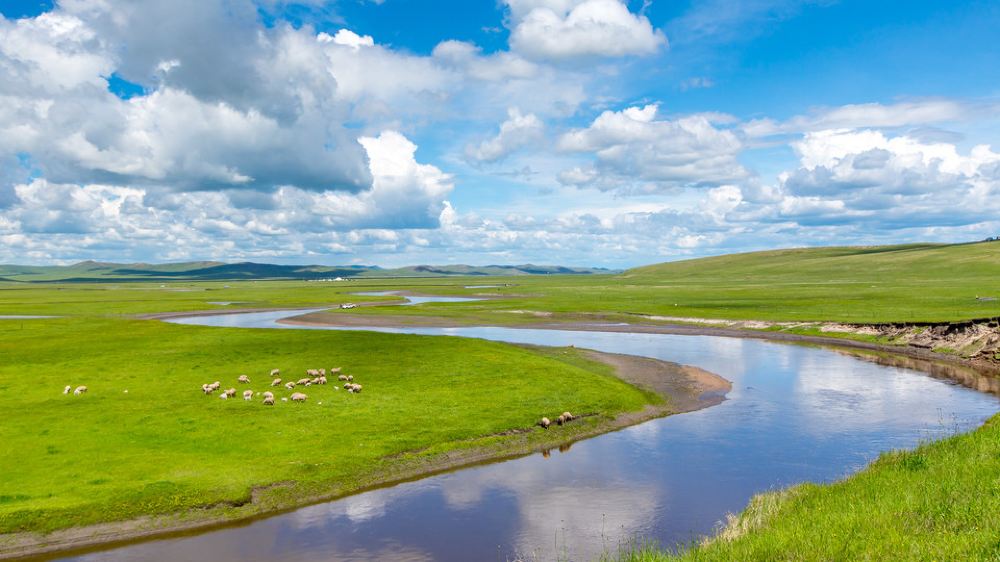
[0,348,727,561]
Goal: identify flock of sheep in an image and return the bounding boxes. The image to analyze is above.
[201,367,363,406]
[539,412,575,428]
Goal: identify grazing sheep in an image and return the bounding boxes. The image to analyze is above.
[63,385,71,395]
[306,369,318,377]
[220,393,229,400]
[346,375,354,382]
[338,374,348,381]
[285,381,296,390]
[319,368,326,376]
[539,417,551,429]
[281,397,288,402]
[331,367,342,374]
[556,414,566,426]
[561,411,574,421]
[270,369,280,377]
[317,376,327,385]
[243,390,253,401]
[263,391,274,400]
[291,392,307,402]
[297,378,311,386]
[343,382,352,389]
[238,375,250,384]
[202,384,214,394]
[352,384,363,393]
[210,381,221,391]
[310,378,320,385]
[225,388,237,398]
[271,378,282,387]
[74,385,88,395]
[263,396,274,406]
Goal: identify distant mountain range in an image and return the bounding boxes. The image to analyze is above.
[0,261,616,282]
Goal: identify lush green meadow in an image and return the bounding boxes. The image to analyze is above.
[0,314,655,535]
[606,412,1000,561]
[3,240,1000,553]
[331,241,1000,325]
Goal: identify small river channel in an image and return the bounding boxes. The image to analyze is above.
[51,299,1000,562]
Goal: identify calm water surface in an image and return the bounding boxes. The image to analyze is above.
[55,307,1000,562]
[353,291,484,306]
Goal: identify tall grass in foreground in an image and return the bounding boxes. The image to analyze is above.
[603,413,1000,561]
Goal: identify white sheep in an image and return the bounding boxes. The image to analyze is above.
[220,393,229,400]
[297,378,311,386]
[539,417,551,429]
[63,385,71,395]
[74,385,88,395]
[285,381,296,390]
[338,374,348,381]
[331,367,342,374]
[319,368,326,376]
[238,375,250,384]
[263,396,275,406]
[270,369,280,377]
[271,378,282,387]
[225,388,237,398]
[346,375,354,382]
[243,390,253,401]
[263,391,274,400]
[317,376,327,385]
[291,392,307,402]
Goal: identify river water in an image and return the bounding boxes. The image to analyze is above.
[50,303,1000,562]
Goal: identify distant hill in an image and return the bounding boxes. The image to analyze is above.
[0,261,615,282]
[625,241,1000,284]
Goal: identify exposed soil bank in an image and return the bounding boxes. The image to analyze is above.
[0,347,727,561]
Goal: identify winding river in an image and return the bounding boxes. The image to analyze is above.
[51,298,1000,562]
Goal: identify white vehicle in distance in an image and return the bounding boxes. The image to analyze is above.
[340,303,357,309]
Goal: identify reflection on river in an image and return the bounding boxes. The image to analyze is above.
[56,310,1000,562]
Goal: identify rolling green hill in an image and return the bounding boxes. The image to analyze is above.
[0,261,613,282]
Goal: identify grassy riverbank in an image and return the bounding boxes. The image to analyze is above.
[606,412,1000,561]
[0,315,659,542]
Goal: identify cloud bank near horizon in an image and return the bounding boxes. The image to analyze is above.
[0,0,998,267]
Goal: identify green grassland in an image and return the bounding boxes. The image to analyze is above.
[606,412,1000,561]
[3,240,1000,555]
[319,241,1000,325]
[0,315,656,536]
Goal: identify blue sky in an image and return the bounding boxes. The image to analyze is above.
[0,0,998,266]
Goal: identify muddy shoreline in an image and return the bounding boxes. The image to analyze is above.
[0,344,728,561]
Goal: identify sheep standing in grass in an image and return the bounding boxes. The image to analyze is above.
[347,375,354,382]
[317,376,327,385]
[291,392,307,402]
[238,375,250,384]
[210,381,221,392]
[338,374,348,381]
[331,367,341,374]
[220,393,229,400]
[539,417,551,429]
[63,385,71,395]
[270,369,280,377]
[74,386,88,395]
[243,390,253,401]
[297,378,311,386]
[306,369,318,377]
[285,381,296,390]
[225,388,237,398]
[562,412,574,422]
[263,391,274,400]
[202,384,214,394]
[271,378,282,387]
[263,396,274,406]
[319,368,326,376]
